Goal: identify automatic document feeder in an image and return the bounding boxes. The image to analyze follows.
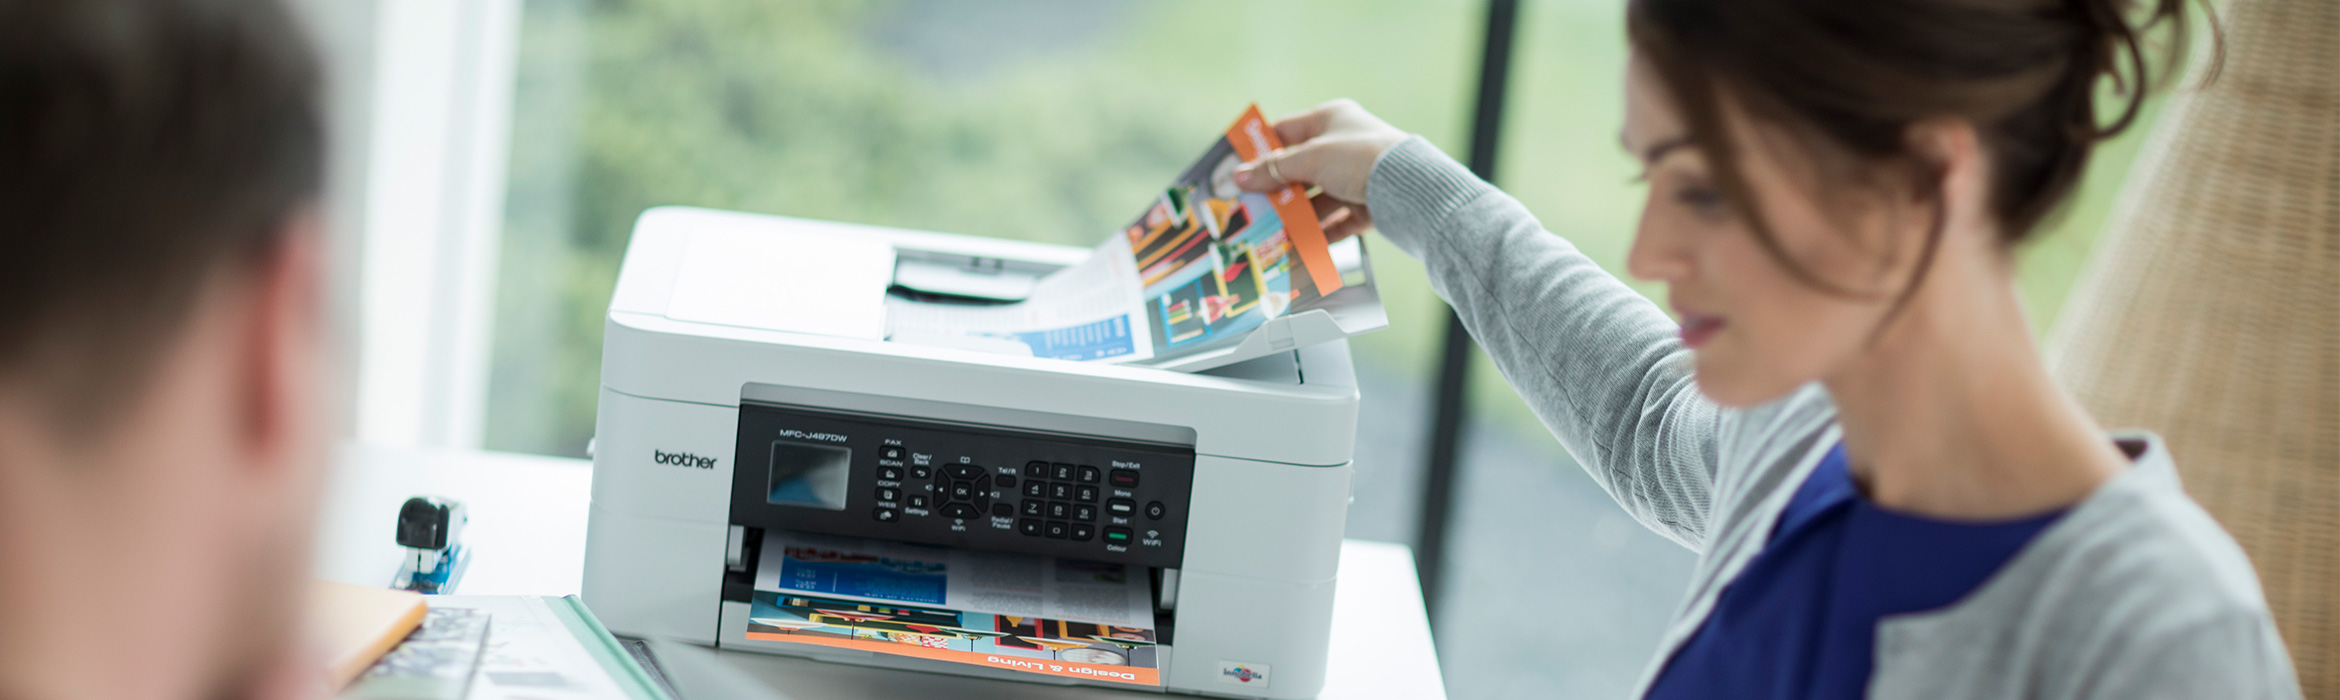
[582,207,1381,698]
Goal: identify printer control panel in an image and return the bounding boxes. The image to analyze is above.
[730,401,1194,569]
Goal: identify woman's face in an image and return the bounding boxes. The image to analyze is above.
[1620,52,1911,407]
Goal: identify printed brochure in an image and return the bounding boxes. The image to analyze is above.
[886,104,1364,366]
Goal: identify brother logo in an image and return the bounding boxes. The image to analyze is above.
[652,450,717,469]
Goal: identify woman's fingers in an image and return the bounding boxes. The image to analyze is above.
[1234,99,1405,201]
[1312,193,1372,243]
[1232,142,1315,191]
[1310,192,1348,220]
[1322,204,1373,243]
[1270,99,1354,146]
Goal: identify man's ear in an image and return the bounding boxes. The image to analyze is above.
[235,207,328,474]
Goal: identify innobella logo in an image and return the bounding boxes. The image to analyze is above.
[652,449,717,469]
[1217,661,1271,688]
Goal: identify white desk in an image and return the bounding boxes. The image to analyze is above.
[313,444,1447,699]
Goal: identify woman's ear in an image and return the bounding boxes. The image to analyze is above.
[1904,118,1994,247]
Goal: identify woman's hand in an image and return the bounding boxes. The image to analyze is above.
[1232,99,1409,242]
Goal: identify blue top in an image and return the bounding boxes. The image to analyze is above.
[1645,443,2065,700]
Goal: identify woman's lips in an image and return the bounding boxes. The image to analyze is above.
[1677,311,1726,349]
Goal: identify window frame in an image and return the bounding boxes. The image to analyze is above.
[321,0,523,449]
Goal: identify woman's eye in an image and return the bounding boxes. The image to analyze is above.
[1676,185,1725,215]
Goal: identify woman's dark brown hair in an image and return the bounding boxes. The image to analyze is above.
[1626,0,2218,300]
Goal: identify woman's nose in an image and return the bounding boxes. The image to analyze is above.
[1627,213,1693,283]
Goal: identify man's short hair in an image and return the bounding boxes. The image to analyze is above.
[0,0,323,438]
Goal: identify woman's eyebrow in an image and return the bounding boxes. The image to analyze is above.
[1639,135,1691,165]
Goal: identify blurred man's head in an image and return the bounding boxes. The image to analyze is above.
[0,0,330,698]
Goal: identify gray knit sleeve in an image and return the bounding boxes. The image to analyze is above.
[1365,135,1721,551]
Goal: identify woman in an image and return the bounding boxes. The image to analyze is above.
[1232,0,2302,697]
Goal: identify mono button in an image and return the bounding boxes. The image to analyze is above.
[1107,499,1136,516]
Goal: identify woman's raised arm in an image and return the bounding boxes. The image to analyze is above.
[1238,100,1725,550]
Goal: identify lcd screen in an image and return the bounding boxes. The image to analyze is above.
[767,441,850,510]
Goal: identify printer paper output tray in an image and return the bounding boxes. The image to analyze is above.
[1127,288,1387,373]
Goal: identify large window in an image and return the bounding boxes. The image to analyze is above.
[477,1,2160,697]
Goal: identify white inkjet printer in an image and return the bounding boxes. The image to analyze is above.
[582,206,1386,698]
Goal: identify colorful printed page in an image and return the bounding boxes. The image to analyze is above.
[744,591,1163,687]
[753,531,1155,628]
[883,104,1362,367]
[1123,103,1343,355]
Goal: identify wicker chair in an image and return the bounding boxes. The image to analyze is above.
[2044,0,2338,695]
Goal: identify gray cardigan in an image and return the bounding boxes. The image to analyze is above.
[1364,136,2302,699]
